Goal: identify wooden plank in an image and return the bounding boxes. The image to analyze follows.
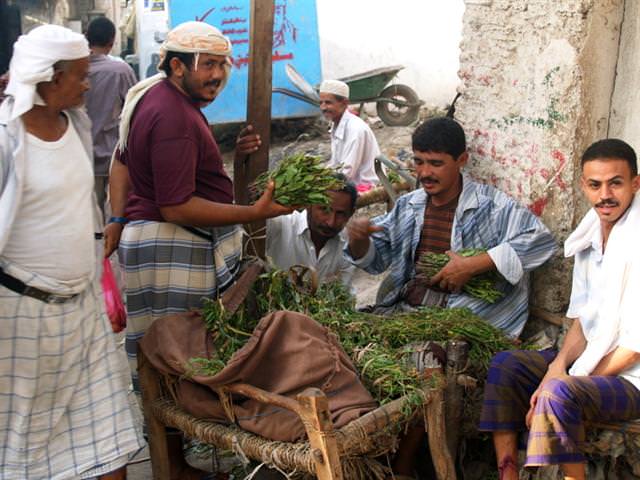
[137,347,172,480]
[297,388,344,480]
[225,382,302,414]
[444,341,468,460]
[529,305,567,327]
[234,0,275,258]
[589,420,640,434]
[422,368,456,480]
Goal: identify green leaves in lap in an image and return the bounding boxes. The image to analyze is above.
[250,153,344,206]
[416,249,504,303]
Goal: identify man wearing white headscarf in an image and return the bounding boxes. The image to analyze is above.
[105,21,291,477]
[319,79,380,189]
[0,25,143,480]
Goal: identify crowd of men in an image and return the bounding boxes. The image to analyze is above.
[0,16,639,480]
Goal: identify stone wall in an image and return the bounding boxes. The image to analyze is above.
[456,0,625,314]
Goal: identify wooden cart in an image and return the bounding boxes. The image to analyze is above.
[137,347,461,480]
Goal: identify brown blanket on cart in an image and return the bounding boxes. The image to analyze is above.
[139,265,377,442]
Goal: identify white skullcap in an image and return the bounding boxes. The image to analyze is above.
[0,24,90,121]
[319,79,349,99]
[158,21,232,69]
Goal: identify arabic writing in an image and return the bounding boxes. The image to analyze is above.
[195,1,298,68]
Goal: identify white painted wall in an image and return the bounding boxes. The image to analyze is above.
[316,0,464,108]
[609,0,640,161]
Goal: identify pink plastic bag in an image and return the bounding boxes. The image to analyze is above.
[101,258,127,333]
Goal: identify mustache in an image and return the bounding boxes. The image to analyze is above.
[317,225,340,235]
[420,176,439,183]
[596,199,619,208]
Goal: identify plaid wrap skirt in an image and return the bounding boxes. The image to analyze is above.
[0,272,144,479]
[479,350,640,466]
[120,220,242,388]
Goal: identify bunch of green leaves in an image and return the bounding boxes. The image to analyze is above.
[416,248,504,303]
[190,269,519,406]
[250,152,344,206]
[193,298,262,377]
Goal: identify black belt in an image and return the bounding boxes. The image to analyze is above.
[0,268,78,304]
[182,226,215,242]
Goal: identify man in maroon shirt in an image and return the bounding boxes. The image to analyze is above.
[105,22,289,479]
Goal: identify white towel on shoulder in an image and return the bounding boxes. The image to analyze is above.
[565,194,640,376]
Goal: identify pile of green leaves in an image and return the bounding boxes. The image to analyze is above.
[190,269,520,409]
[416,248,504,303]
[250,153,344,206]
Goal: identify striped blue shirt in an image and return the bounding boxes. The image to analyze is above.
[346,176,557,337]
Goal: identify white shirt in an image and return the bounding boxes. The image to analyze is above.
[2,116,95,284]
[266,210,355,286]
[327,110,380,185]
[566,199,640,389]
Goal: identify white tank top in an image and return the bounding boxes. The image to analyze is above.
[2,115,95,282]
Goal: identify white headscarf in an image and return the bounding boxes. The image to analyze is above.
[117,21,232,151]
[0,25,89,122]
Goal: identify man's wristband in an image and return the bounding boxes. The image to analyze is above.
[108,216,128,225]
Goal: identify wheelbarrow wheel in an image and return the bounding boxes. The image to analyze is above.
[376,84,420,127]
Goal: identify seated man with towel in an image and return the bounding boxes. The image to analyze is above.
[479,139,640,480]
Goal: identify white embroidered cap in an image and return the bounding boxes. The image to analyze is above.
[319,79,349,99]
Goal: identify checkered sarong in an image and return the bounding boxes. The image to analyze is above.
[120,220,242,388]
[479,350,640,466]
[0,276,144,479]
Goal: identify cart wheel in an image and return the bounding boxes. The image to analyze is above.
[376,84,420,127]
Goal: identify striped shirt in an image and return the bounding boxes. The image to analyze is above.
[346,176,558,337]
[406,195,458,303]
[416,195,458,255]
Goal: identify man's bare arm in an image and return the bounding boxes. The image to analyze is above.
[591,347,640,376]
[104,155,129,257]
[159,182,291,227]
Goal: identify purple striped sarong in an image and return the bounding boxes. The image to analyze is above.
[479,350,640,467]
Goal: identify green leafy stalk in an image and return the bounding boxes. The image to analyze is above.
[187,268,522,408]
[416,248,504,303]
[250,152,344,206]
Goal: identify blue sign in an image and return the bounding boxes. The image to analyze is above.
[169,0,322,124]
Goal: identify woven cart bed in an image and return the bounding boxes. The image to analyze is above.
[138,350,457,480]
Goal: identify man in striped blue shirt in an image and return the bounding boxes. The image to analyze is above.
[346,117,557,338]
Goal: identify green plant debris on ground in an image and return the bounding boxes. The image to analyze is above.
[250,152,344,206]
[191,269,521,410]
[416,248,504,304]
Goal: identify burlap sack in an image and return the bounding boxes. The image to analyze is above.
[139,265,377,442]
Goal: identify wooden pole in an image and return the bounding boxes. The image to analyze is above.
[444,341,469,461]
[297,388,345,480]
[137,347,172,480]
[234,0,275,258]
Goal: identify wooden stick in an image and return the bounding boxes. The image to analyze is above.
[422,368,456,480]
[224,382,302,415]
[529,305,567,326]
[235,0,275,258]
[355,182,411,209]
[137,346,172,480]
[297,388,344,480]
[444,340,468,460]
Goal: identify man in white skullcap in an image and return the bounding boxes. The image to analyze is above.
[319,79,381,189]
[0,24,143,480]
[106,20,291,477]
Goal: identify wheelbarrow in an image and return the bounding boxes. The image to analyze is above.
[273,64,423,127]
